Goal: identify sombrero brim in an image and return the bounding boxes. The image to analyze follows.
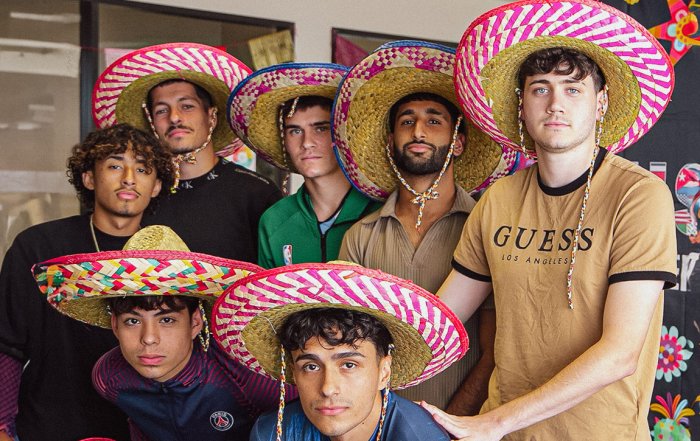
[92,43,252,151]
[212,263,468,389]
[33,250,262,328]
[455,0,674,157]
[332,40,516,200]
[228,63,349,171]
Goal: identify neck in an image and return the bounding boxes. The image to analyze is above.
[305,170,352,221]
[177,147,218,180]
[535,142,597,188]
[395,167,457,220]
[90,209,142,236]
[330,391,384,441]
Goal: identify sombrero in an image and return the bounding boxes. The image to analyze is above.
[92,42,252,151]
[228,63,349,171]
[332,40,517,200]
[454,0,675,157]
[33,225,262,328]
[212,262,468,390]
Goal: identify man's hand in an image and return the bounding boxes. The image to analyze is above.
[420,401,504,441]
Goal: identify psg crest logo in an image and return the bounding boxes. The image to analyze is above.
[210,411,234,431]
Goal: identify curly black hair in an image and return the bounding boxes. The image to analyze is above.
[279,308,394,359]
[66,123,175,210]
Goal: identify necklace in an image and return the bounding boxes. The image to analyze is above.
[89,215,100,252]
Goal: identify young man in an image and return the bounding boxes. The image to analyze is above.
[93,42,282,261]
[0,124,174,441]
[335,41,515,413]
[33,225,293,440]
[228,63,381,268]
[422,1,677,440]
[213,262,468,441]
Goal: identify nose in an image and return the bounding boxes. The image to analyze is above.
[547,90,565,114]
[320,369,340,397]
[169,108,182,125]
[140,320,159,346]
[412,119,427,140]
[301,130,316,150]
[122,165,136,187]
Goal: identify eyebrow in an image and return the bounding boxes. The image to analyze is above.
[105,153,148,164]
[153,95,199,106]
[294,351,366,362]
[397,107,448,118]
[285,121,331,129]
[527,77,584,86]
[121,308,177,318]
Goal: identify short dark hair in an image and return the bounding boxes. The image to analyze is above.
[517,47,606,92]
[146,79,213,113]
[279,96,333,129]
[279,308,394,359]
[388,92,462,133]
[108,295,200,317]
[66,123,175,210]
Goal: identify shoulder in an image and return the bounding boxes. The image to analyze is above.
[8,215,85,261]
[384,393,450,440]
[603,154,671,193]
[92,347,134,401]
[260,195,302,222]
[220,161,277,188]
[252,400,315,441]
[13,215,84,245]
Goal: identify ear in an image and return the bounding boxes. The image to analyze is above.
[82,170,95,191]
[387,134,396,157]
[190,305,204,340]
[378,354,392,390]
[208,107,218,129]
[453,133,466,157]
[596,88,608,122]
[150,178,162,198]
[110,312,119,338]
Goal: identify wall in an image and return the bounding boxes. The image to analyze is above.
[130,0,507,61]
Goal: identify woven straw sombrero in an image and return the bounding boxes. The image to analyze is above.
[33,225,262,328]
[228,63,349,171]
[332,40,517,200]
[212,262,468,389]
[92,42,252,151]
[454,0,675,158]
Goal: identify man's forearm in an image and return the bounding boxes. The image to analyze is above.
[0,353,21,439]
[446,308,495,416]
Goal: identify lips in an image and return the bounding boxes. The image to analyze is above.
[405,143,434,153]
[166,128,191,138]
[138,355,165,366]
[315,406,348,416]
[116,189,139,201]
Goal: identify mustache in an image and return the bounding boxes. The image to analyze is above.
[401,141,437,151]
[165,124,193,136]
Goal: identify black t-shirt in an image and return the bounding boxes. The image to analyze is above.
[0,215,130,441]
[144,159,282,262]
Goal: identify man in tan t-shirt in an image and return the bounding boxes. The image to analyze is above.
[421,2,677,441]
[333,41,516,414]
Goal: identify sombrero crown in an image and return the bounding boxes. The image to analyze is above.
[92,42,252,150]
[332,40,517,200]
[33,225,262,328]
[455,0,675,157]
[228,62,349,171]
[212,262,468,389]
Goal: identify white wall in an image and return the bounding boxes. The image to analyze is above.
[131,0,507,61]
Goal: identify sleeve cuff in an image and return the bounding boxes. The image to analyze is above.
[609,271,677,290]
[451,259,492,283]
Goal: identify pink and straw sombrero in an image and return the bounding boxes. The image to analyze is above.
[228,63,349,171]
[92,42,252,151]
[212,262,468,389]
[454,0,675,158]
[332,40,517,201]
[33,225,262,328]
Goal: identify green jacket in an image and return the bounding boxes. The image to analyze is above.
[258,186,381,268]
